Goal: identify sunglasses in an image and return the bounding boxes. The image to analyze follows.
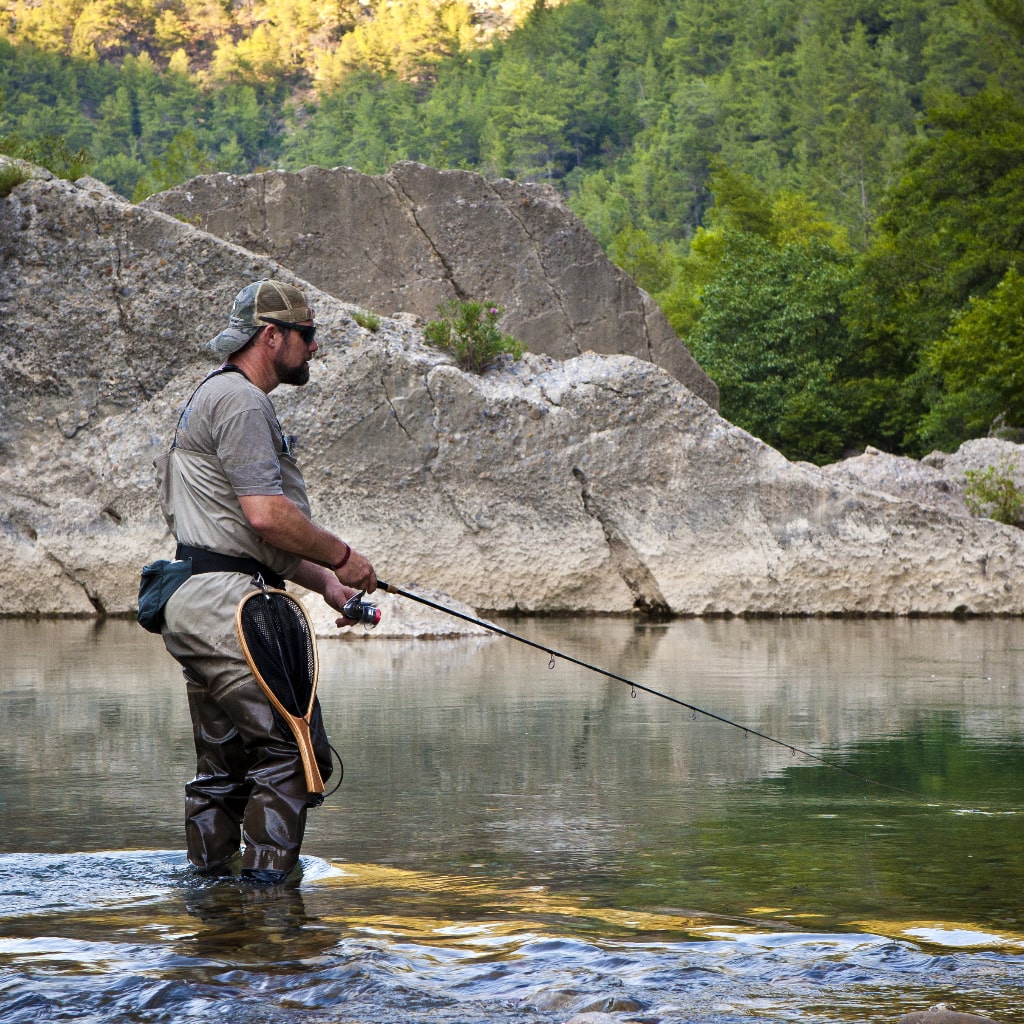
[262,317,317,345]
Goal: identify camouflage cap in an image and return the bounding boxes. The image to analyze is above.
[207,280,315,357]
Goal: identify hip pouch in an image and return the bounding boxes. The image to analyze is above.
[137,558,193,633]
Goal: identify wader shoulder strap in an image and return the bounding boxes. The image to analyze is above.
[170,363,251,450]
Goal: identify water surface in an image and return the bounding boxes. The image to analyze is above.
[0,616,1021,1022]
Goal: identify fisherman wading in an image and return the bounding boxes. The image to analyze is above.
[150,280,376,886]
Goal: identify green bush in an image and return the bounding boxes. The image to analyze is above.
[0,162,30,197]
[424,300,523,373]
[352,308,381,332]
[0,133,91,180]
[963,460,1024,527]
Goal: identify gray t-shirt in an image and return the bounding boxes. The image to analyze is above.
[155,369,308,579]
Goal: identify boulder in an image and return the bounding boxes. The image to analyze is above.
[820,446,971,517]
[924,437,1024,489]
[140,162,718,407]
[821,440,1024,519]
[899,1004,1002,1024]
[4,174,1024,625]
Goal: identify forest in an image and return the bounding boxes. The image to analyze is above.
[2,0,1023,464]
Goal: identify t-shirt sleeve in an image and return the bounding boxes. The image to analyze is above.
[211,403,285,496]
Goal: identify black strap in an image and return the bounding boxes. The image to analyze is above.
[176,543,285,590]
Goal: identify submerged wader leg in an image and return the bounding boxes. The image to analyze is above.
[184,672,252,872]
[183,662,329,879]
[165,575,333,882]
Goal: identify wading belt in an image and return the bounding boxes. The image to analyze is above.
[175,543,285,590]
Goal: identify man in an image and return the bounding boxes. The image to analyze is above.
[156,279,376,885]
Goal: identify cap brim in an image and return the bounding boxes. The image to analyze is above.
[206,326,258,358]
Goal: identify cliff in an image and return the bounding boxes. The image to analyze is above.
[3,169,1024,628]
[140,162,718,407]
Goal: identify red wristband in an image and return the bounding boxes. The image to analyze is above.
[332,544,352,571]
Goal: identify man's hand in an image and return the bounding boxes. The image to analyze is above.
[334,547,376,593]
[323,576,364,628]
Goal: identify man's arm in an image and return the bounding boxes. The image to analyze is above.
[238,493,376,593]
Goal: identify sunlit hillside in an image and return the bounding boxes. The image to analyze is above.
[2,0,1023,466]
[0,0,554,83]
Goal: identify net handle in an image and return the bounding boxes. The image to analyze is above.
[235,588,325,797]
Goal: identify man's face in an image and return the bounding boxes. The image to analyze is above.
[272,321,317,387]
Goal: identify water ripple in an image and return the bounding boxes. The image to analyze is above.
[1,851,1022,1024]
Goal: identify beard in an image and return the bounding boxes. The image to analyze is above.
[276,353,310,387]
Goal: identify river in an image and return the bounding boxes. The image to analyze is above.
[0,615,1021,1023]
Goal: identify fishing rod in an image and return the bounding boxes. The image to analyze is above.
[369,580,911,796]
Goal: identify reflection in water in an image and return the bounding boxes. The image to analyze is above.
[0,617,1022,1022]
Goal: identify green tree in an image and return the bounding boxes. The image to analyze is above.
[178,0,232,62]
[132,127,216,198]
[90,83,137,152]
[583,76,719,243]
[922,267,1024,448]
[845,87,1024,453]
[790,21,915,246]
[666,0,744,77]
[962,458,1024,527]
[609,224,674,294]
[667,166,858,463]
[686,231,855,463]
[479,53,576,180]
[70,0,132,59]
[90,150,147,195]
[424,299,523,372]
[284,68,422,172]
[325,0,475,84]
[0,130,90,177]
[209,83,273,166]
[981,0,1024,42]
[657,163,851,338]
[413,59,486,168]
[4,0,85,52]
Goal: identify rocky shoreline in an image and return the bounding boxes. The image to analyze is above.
[3,164,1024,634]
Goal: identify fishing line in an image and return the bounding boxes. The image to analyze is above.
[378,580,916,797]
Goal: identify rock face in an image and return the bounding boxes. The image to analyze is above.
[140,162,719,407]
[4,173,1024,623]
[820,440,1024,521]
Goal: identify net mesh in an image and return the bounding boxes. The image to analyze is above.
[238,591,316,716]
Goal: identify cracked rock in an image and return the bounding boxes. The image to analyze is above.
[4,172,1024,623]
[141,162,718,407]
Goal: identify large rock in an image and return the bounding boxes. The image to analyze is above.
[899,1005,1002,1024]
[4,174,1024,623]
[821,440,1024,521]
[820,446,972,517]
[140,162,719,407]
